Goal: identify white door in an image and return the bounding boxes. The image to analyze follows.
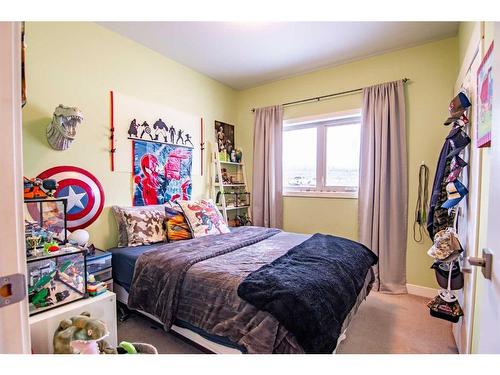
[474,22,500,354]
[0,21,31,354]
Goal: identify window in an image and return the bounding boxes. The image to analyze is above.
[283,111,361,197]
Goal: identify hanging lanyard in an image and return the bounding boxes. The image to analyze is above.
[413,163,430,243]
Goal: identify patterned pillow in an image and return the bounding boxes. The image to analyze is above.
[165,206,192,242]
[111,204,171,247]
[122,209,167,247]
[177,199,230,238]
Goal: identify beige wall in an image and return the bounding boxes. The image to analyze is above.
[22,22,237,250]
[235,37,459,289]
[22,23,460,289]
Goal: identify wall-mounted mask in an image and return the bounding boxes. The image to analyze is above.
[46,104,84,151]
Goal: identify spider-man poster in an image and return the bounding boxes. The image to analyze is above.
[133,140,192,206]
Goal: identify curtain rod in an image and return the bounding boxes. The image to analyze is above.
[250,78,410,112]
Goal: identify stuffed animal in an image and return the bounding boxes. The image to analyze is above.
[53,311,117,354]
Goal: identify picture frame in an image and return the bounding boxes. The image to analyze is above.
[477,41,493,148]
[215,120,235,155]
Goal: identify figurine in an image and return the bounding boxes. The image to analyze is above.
[153,119,168,142]
[235,149,242,163]
[230,149,237,163]
[169,125,176,143]
[221,168,230,184]
[236,213,252,226]
[217,126,225,152]
[226,139,233,156]
[176,129,184,144]
[127,119,138,138]
[139,121,153,140]
[184,133,193,146]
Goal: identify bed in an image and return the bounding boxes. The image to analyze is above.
[109,226,376,354]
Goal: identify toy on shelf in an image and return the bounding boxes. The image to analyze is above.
[53,311,116,354]
[53,312,157,354]
[24,176,58,200]
[235,213,253,226]
[27,247,87,315]
[68,229,90,247]
[212,133,251,225]
[87,274,108,297]
[234,149,242,163]
[24,198,68,258]
[44,240,60,253]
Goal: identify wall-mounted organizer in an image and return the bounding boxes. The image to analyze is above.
[426,91,472,323]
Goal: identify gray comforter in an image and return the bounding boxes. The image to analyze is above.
[128,226,373,353]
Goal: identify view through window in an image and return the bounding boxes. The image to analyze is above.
[283,112,361,194]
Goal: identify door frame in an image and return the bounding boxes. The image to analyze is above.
[0,21,31,354]
[452,21,483,354]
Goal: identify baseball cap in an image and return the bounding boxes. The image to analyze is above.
[431,260,464,290]
[441,179,468,209]
[454,113,469,127]
[446,156,467,183]
[444,92,471,125]
[427,227,463,260]
[451,155,468,169]
[446,167,463,183]
[446,129,471,159]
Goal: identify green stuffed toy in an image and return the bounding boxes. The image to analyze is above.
[53,311,117,354]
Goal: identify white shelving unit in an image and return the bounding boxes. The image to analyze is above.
[211,144,251,225]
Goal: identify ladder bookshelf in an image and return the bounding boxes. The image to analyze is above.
[211,144,251,226]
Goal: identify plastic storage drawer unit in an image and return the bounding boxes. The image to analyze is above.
[87,249,112,274]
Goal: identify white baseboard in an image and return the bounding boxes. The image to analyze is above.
[406,284,438,298]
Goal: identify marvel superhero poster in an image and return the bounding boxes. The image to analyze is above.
[133,140,192,206]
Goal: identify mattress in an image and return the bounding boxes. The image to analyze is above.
[109,244,157,292]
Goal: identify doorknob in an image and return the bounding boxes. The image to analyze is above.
[468,249,493,280]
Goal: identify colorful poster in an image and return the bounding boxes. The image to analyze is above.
[477,41,493,148]
[133,140,192,206]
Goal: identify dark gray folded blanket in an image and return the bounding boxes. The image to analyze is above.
[237,233,378,354]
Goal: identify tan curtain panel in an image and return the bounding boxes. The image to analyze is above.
[251,105,284,228]
[359,80,408,294]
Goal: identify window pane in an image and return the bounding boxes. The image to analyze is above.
[283,127,317,188]
[326,123,360,187]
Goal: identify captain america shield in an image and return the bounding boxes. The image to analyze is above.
[37,166,105,231]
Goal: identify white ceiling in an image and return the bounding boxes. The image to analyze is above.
[99,22,458,90]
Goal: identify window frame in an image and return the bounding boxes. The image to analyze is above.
[282,110,361,199]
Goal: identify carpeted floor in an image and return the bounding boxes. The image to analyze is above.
[117,292,458,354]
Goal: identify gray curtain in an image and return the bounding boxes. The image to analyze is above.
[252,105,283,228]
[359,80,408,294]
